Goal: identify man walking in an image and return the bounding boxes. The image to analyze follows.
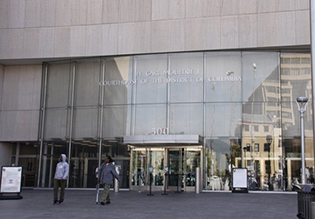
[53,154,69,205]
[98,155,120,205]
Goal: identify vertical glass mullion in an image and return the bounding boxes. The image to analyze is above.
[98,59,105,169]
[67,61,76,187]
[166,54,170,131]
[37,63,48,187]
[131,56,136,135]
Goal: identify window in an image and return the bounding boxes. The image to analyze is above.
[264,126,269,132]
[267,102,276,106]
[291,68,300,75]
[301,58,310,64]
[301,68,310,75]
[267,97,277,102]
[282,97,291,102]
[281,68,290,75]
[283,112,292,119]
[254,125,259,132]
[282,89,290,94]
[245,143,251,152]
[254,143,259,152]
[291,58,300,64]
[244,125,249,131]
[281,58,290,64]
[266,86,276,93]
[282,102,291,108]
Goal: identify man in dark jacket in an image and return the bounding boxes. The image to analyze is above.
[98,155,120,205]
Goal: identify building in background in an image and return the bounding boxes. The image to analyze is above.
[0,0,313,192]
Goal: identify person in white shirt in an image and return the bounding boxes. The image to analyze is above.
[53,154,69,205]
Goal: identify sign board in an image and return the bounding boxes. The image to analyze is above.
[1,166,22,193]
[232,168,248,189]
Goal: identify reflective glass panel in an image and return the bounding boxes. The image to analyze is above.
[69,141,98,188]
[282,137,314,190]
[18,142,38,187]
[135,54,168,103]
[103,105,130,138]
[242,52,279,102]
[205,52,241,102]
[204,138,231,191]
[74,59,101,106]
[169,103,203,135]
[72,107,98,139]
[168,149,182,187]
[44,140,68,187]
[104,57,133,105]
[134,104,167,135]
[40,142,53,187]
[150,149,164,186]
[169,53,204,103]
[280,53,312,138]
[241,102,280,138]
[46,62,71,108]
[44,108,69,140]
[205,103,242,138]
[184,149,201,188]
[131,149,147,186]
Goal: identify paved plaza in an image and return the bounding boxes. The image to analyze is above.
[0,189,297,219]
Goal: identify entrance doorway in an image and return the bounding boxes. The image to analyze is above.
[130,146,202,192]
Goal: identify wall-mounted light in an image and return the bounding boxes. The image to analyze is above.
[253,63,257,72]
[226,71,234,76]
[211,82,216,90]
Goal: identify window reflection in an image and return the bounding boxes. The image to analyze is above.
[40,51,313,191]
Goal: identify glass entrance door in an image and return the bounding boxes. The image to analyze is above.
[130,148,164,191]
[167,148,201,192]
[130,146,202,192]
[168,149,183,191]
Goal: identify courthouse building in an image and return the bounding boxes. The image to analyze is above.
[0,0,313,192]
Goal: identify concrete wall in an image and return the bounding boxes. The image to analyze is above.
[0,65,10,166]
[0,65,42,141]
[0,0,310,61]
[0,66,12,164]
[0,142,12,167]
[0,65,4,109]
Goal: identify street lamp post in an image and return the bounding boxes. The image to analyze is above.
[243,146,247,168]
[296,96,309,185]
[310,2,315,182]
[266,135,272,190]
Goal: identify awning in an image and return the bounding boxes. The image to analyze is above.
[123,135,203,145]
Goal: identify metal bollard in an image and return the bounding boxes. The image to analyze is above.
[312,202,315,219]
[196,167,200,194]
[114,166,120,192]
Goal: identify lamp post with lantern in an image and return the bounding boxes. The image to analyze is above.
[296,97,309,185]
[266,135,272,190]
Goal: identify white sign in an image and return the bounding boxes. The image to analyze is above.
[99,68,242,86]
[1,167,22,193]
[152,127,169,135]
[232,168,248,188]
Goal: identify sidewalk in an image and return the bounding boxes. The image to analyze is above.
[0,189,297,219]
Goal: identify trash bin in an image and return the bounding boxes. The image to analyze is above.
[297,184,315,219]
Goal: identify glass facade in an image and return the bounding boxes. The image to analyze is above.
[36,51,313,191]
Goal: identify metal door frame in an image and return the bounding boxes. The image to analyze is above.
[129,145,203,192]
